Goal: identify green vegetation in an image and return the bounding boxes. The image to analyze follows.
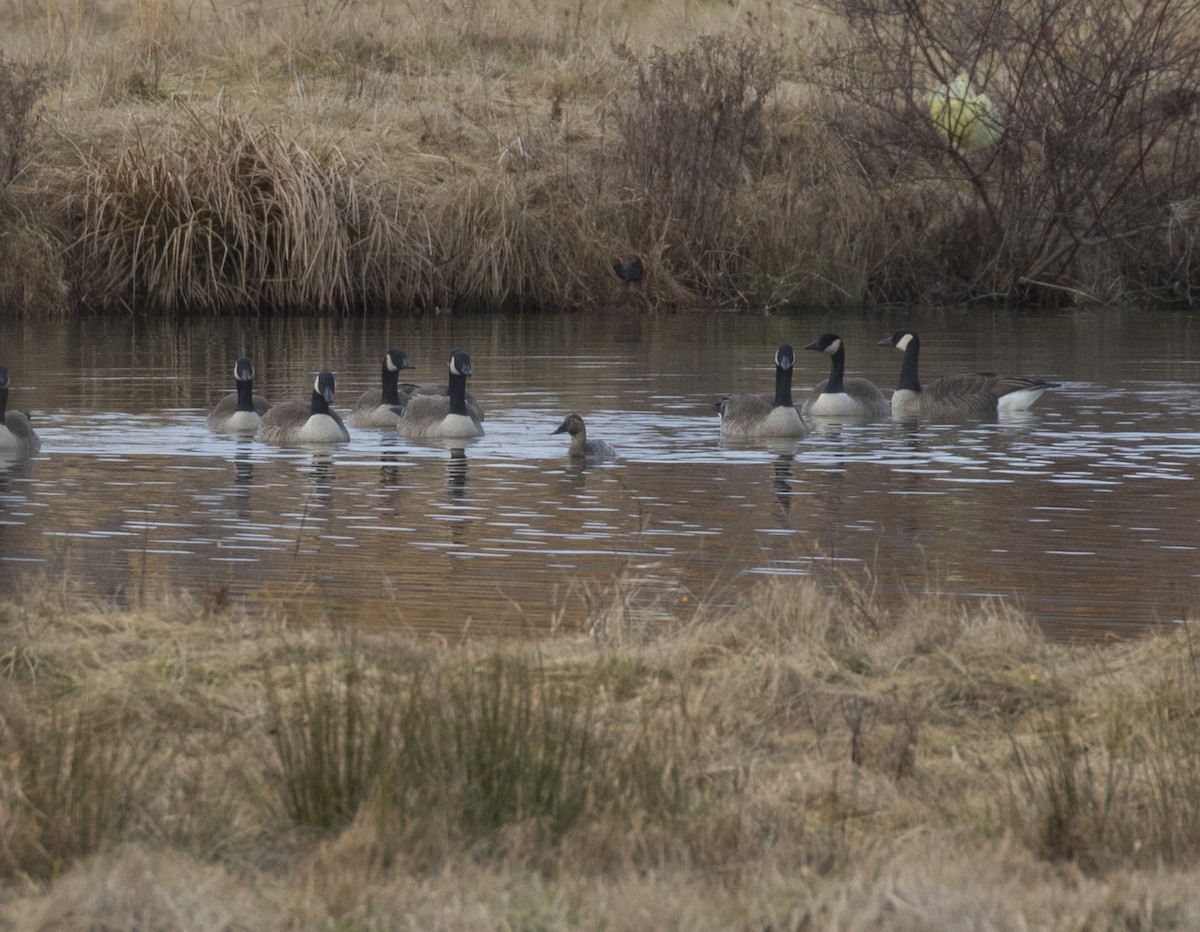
[1,576,1200,927]
[1,0,1199,316]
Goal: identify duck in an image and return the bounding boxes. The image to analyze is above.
[394,349,485,439]
[346,348,415,429]
[879,329,1060,418]
[256,371,350,444]
[0,365,41,455]
[205,356,271,432]
[715,343,806,438]
[552,413,616,463]
[800,333,890,419]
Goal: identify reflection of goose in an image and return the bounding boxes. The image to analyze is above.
[257,372,350,444]
[772,452,795,515]
[206,357,271,432]
[347,349,414,429]
[715,344,806,438]
[395,350,485,439]
[447,447,468,498]
[880,330,1059,419]
[0,365,41,455]
[552,413,616,463]
[801,334,889,419]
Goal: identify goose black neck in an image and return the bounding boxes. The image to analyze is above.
[0,386,7,421]
[380,364,401,406]
[898,339,921,392]
[235,379,256,412]
[825,345,847,394]
[773,363,794,409]
[447,370,468,416]
[310,388,332,416]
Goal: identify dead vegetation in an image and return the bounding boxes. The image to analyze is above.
[1,574,1200,928]
[0,0,1199,314]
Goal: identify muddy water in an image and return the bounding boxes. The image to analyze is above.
[1,308,1197,638]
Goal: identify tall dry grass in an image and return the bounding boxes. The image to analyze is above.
[2,573,1200,928]
[0,0,1199,315]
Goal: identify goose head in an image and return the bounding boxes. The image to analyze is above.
[385,349,414,372]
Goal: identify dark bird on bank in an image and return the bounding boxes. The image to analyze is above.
[614,256,644,285]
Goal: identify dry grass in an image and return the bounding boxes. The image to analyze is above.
[0,0,1196,315]
[1,573,1200,928]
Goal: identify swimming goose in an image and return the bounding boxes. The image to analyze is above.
[394,349,485,439]
[346,349,415,429]
[396,377,485,423]
[801,333,890,419]
[552,413,616,462]
[879,330,1060,418]
[0,366,41,455]
[205,356,271,432]
[256,371,350,444]
[715,343,806,438]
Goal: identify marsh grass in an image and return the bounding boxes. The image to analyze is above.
[74,109,416,314]
[1007,660,1200,870]
[3,576,1200,927]
[4,0,1198,313]
[266,646,696,856]
[3,699,162,879]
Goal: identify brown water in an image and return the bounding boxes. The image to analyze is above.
[1,308,1197,639]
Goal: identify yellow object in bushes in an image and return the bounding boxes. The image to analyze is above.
[926,73,1002,153]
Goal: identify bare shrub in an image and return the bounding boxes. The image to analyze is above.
[608,35,783,296]
[814,0,1200,304]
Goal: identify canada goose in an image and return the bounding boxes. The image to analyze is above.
[346,348,415,429]
[801,333,890,419]
[0,365,41,455]
[715,343,806,438]
[205,356,271,432]
[552,413,616,462]
[256,371,350,444]
[394,349,485,439]
[879,330,1060,418]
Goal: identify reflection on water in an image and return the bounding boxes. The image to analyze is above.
[0,308,1198,639]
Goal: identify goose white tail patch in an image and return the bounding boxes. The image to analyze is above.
[997,386,1048,413]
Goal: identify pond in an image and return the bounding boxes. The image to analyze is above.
[1,308,1197,639]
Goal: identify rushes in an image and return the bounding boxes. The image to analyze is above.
[265,648,693,849]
